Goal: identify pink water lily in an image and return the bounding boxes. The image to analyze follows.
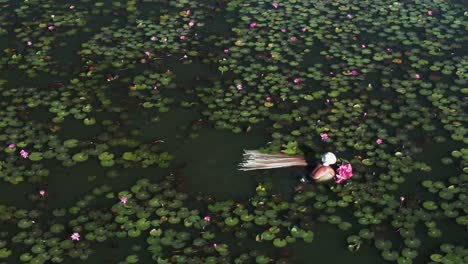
[144,51,151,58]
[335,163,353,184]
[320,133,329,141]
[236,84,243,90]
[39,190,46,198]
[293,78,300,84]
[376,138,383,145]
[180,35,186,40]
[301,27,307,32]
[249,22,257,28]
[8,144,15,149]
[347,14,353,19]
[281,28,287,33]
[27,41,32,46]
[266,96,271,102]
[224,48,229,54]
[69,5,75,10]
[427,10,433,15]
[185,10,191,15]
[415,73,421,79]
[71,232,80,241]
[361,44,366,48]
[399,196,405,208]
[47,25,54,31]
[20,149,29,158]
[120,196,128,204]
[203,215,211,222]
[272,2,279,8]
[350,70,358,76]
[188,21,195,27]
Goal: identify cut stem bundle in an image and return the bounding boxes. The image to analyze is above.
[238,150,307,171]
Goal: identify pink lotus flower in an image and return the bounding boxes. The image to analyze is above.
[236,84,243,90]
[266,96,271,102]
[39,190,46,198]
[203,215,211,222]
[185,10,191,15]
[293,78,300,84]
[120,197,128,204]
[188,21,195,27]
[224,49,229,54]
[69,5,75,10]
[250,22,257,28]
[70,232,80,241]
[180,35,186,40]
[48,25,54,31]
[376,138,383,145]
[415,74,421,79]
[320,133,329,141]
[7,144,15,149]
[272,2,279,8]
[281,28,287,33]
[427,10,433,16]
[350,70,358,76]
[20,149,29,158]
[335,163,353,184]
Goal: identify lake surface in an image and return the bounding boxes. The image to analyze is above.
[0,0,466,263]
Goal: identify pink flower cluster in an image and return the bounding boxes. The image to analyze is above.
[335,163,353,184]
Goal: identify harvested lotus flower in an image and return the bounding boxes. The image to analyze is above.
[335,163,353,184]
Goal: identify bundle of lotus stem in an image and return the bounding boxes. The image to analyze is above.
[238,150,307,171]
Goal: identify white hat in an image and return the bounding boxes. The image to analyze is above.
[322,152,337,166]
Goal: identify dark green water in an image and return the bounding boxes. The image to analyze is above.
[0,0,466,264]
